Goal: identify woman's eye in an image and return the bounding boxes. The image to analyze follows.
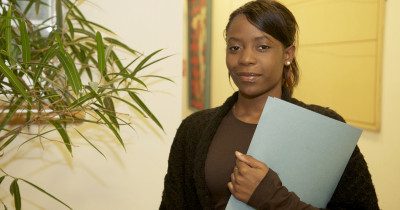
[258,45,270,51]
[228,46,240,51]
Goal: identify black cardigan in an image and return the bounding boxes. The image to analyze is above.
[160,92,379,210]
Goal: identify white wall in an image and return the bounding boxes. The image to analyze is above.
[0,0,182,209]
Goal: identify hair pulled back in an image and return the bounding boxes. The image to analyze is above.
[225,0,299,95]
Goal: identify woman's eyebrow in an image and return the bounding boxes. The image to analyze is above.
[226,37,241,42]
[226,35,273,43]
[255,35,272,42]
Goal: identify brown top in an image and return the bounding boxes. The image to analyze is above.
[205,109,256,209]
[204,108,316,210]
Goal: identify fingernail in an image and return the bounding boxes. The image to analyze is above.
[236,151,243,156]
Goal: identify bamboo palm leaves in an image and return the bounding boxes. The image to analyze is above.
[0,0,171,209]
[0,0,169,153]
[1,168,73,210]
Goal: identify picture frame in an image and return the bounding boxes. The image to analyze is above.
[187,0,212,110]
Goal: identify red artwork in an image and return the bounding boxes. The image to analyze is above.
[188,0,211,110]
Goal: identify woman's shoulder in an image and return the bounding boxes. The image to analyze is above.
[181,92,238,126]
[182,107,220,124]
[286,97,345,123]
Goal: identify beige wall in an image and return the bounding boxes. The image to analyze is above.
[356,0,400,208]
[290,0,383,131]
[0,0,182,209]
[185,0,399,209]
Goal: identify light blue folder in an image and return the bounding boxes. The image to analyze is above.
[226,97,362,209]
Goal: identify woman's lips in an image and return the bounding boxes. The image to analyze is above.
[235,72,261,82]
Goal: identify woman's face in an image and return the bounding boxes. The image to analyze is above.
[226,14,294,99]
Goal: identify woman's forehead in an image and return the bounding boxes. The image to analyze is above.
[226,15,277,43]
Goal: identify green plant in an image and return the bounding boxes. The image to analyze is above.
[0,0,172,209]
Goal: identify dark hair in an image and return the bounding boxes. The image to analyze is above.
[225,0,299,95]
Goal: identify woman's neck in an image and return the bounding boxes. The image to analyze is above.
[233,90,282,124]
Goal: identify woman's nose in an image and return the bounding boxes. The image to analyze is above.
[239,48,256,65]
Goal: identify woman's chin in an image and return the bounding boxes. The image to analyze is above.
[238,87,282,99]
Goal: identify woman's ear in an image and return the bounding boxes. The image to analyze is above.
[284,45,296,63]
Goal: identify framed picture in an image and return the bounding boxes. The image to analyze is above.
[188,0,212,110]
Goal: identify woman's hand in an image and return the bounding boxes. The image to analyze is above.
[227,151,269,203]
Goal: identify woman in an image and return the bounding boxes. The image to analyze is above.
[160,0,379,209]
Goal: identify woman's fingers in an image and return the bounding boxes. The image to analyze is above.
[236,151,269,170]
[229,152,270,203]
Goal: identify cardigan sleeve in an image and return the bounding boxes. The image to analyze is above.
[247,169,319,210]
[159,119,190,210]
[327,146,379,210]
